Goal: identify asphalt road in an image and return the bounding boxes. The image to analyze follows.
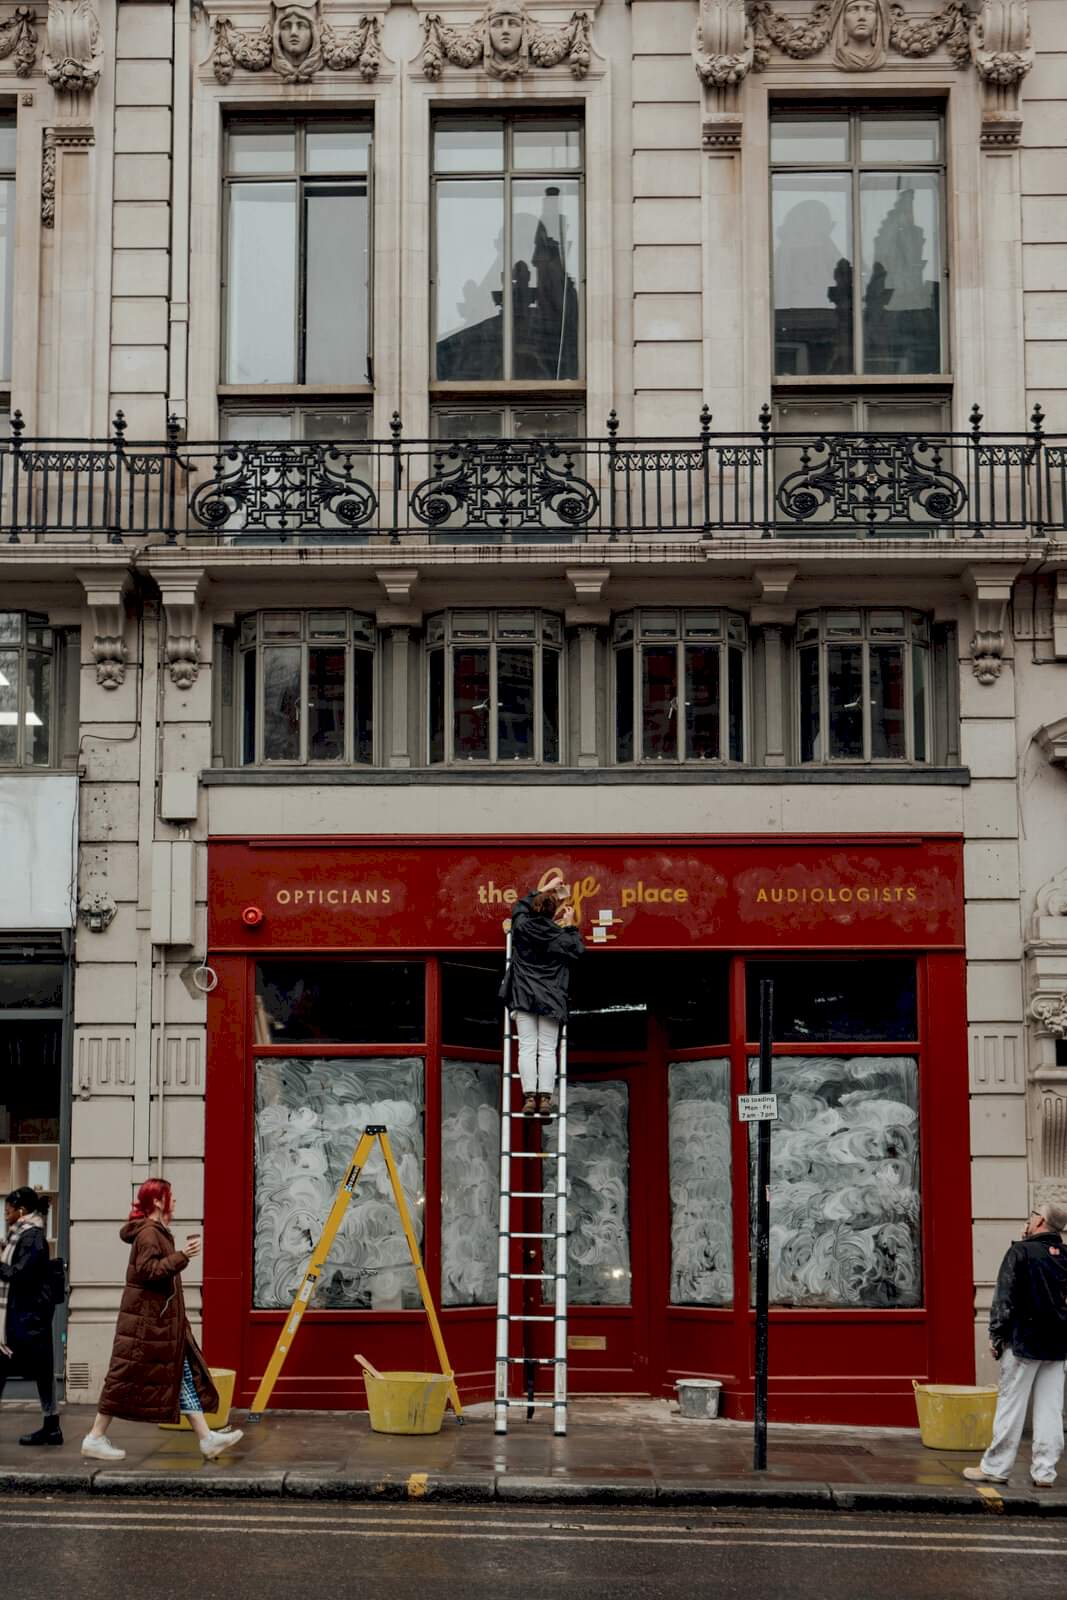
[5,1497,1067,1600]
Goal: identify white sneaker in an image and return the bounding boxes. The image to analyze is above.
[81,1434,126,1462]
[200,1427,243,1461]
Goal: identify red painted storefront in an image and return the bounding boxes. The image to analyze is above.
[204,833,973,1425]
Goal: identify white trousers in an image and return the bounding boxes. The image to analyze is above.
[513,1011,559,1095]
[980,1349,1066,1484]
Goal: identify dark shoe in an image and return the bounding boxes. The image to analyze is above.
[20,1417,63,1447]
[522,1094,537,1115]
[537,1094,554,1115]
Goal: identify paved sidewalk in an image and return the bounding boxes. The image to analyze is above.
[2,1398,1065,1516]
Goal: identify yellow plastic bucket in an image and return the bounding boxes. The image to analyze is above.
[362,1370,451,1436]
[912,1381,998,1451]
[159,1367,236,1432]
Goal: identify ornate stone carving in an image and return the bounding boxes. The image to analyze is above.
[748,0,973,72]
[971,628,1004,684]
[150,566,206,692]
[77,570,131,690]
[421,1,592,81]
[1031,994,1067,1039]
[0,5,38,76]
[41,129,55,229]
[1036,717,1067,768]
[973,0,1032,85]
[44,0,103,92]
[78,890,116,934]
[211,1,381,84]
[702,114,744,151]
[92,634,127,688]
[693,0,753,86]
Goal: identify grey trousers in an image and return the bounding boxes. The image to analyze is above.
[980,1349,1065,1484]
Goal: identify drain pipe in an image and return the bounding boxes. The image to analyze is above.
[156,946,166,1177]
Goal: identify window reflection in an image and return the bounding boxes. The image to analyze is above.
[745,960,917,1042]
[255,962,425,1045]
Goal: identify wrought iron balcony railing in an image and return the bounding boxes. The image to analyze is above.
[1,405,1063,546]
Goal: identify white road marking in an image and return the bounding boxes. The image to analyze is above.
[1,1506,1064,1546]
[0,1516,1060,1557]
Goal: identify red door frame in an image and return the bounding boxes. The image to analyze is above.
[204,834,972,1423]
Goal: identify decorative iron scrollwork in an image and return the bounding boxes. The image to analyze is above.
[776,434,968,527]
[188,442,377,538]
[409,440,597,531]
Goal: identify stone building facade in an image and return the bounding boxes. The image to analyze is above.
[1,0,1066,1422]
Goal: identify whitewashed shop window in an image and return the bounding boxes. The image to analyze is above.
[748,1055,921,1309]
[0,116,13,389]
[545,1079,631,1305]
[771,108,945,378]
[441,1059,500,1306]
[797,608,930,764]
[238,610,375,766]
[426,609,563,764]
[668,1060,733,1306]
[433,116,583,383]
[0,613,54,768]
[223,120,372,386]
[613,609,747,764]
[253,1056,424,1311]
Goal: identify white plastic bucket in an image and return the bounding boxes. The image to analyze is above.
[676,1378,722,1420]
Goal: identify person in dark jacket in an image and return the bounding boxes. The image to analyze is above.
[963,1201,1067,1488]
[82,1177,242,1463]
[0,1187,61,1446]
[499,870,584,1115]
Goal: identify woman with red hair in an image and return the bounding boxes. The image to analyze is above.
[81,1178,242,1462]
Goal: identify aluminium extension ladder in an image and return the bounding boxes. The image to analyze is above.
[494,933,569,1436]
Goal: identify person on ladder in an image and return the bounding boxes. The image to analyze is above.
[499,870,584,1116]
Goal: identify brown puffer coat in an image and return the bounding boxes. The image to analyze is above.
[97,1218,219,1424]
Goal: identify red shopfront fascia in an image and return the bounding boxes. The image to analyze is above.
[204,833,972,1425]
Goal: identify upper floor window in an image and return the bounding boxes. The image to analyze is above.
[433,117,583,383]
[221,404,371,444]
[238,610,374,765]
[798,609,929,764]
[613,609,747,764]
[771,108,945,378]
[427,610,562,764]
[223,120,371,387]
[432,404,583,442]
[0,613,53,767]
[0,115,14,387]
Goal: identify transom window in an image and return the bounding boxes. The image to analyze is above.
[798,609,929,764]
[613,609,747,764]
[221,405,371,444]
[432,117,583,383]
[223,120,372,387]
[432,405,583,441]
[427,610,562,764]
[771,108,945,378]
[0,613,52,767]
[238,610,375,765]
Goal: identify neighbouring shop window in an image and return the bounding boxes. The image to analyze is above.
[0,613,54,768]
[0,957,65,1251]
[427,610,563,764]
[545,1080,631,1305]
[796,609,930,764]
[255,962,424,1045]
[668,1060,732,1306]
[745,960,917,1043]
[613,609,746,764]
[254,1056,424,1310]
[441,1060,500,1307]
[433,116,583,382]
[748,1055,921,1309]
[238,611,375,766]
[771,108,945,377]
[223,119,371,386]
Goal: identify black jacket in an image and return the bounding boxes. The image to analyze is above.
[0,1222,54,1350]
[499,891,585,1021]
[989,1230,1067,1361]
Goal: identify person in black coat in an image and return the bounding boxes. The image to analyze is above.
[963,1200,1067,1488]
[0,1187,61,1446]
[499,870,585,1115]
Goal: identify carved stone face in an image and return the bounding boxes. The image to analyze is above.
[844,0,877,39]
[277,12,313,64]
[488,11,523,59]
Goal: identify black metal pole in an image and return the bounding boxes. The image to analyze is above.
[753,978,773,1471]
